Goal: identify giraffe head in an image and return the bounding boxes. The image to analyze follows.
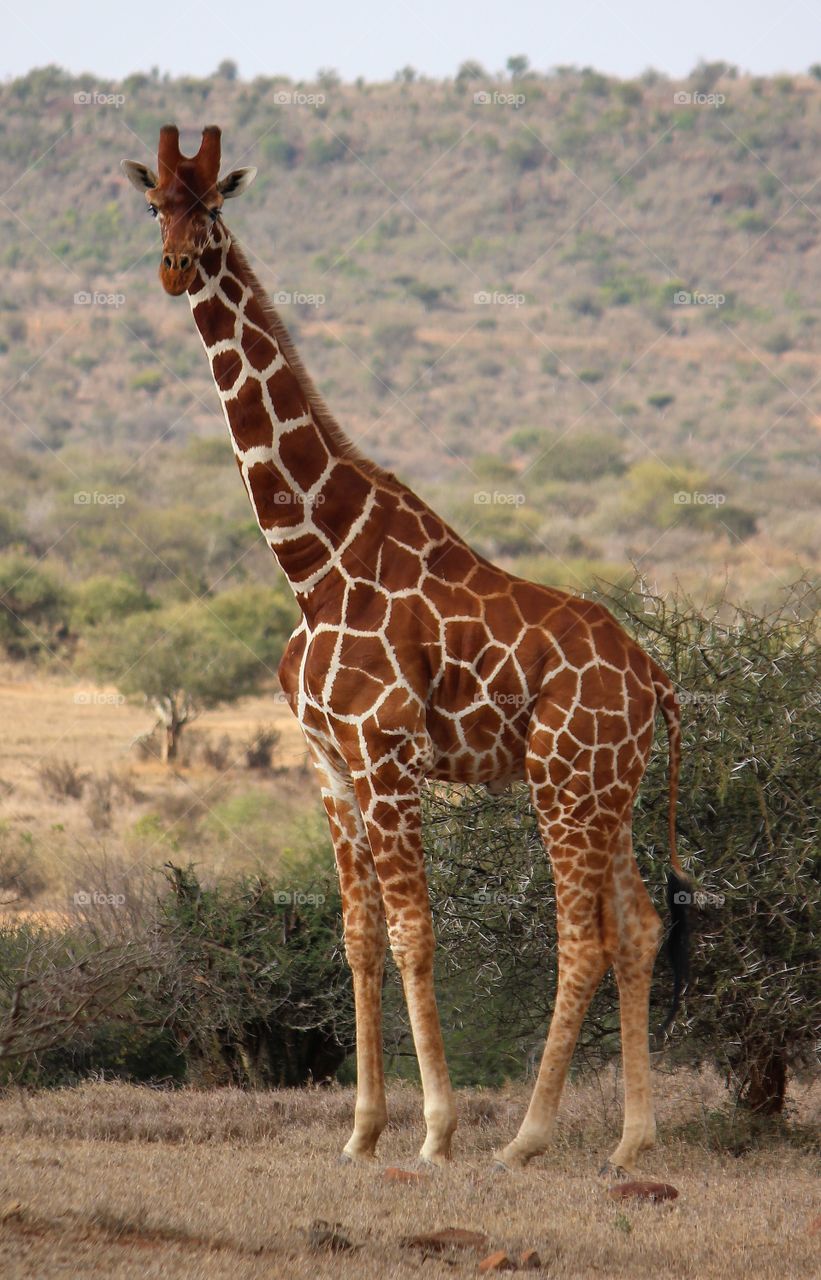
[121,125,256,295]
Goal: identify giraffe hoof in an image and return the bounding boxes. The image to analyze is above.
[339,1149,378,1165]
[491,1159,512,1174]
[417,1153,449,1170]
[599,1160,630,1181]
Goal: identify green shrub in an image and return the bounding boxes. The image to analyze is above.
[620,460,714,530]
[505,132,544,173]
[0,507,23,552]
[130,368,163,394]
[0,850,354,1089]
[735,211,770,234]
[71,574,154,631]
[159,860,354,1086]
[568,293,603,318]
[525,431,626,485]
[305,134,348,166]
[0,553,69,658]
[261,133,298,167]
[206,583,297,673]
[761,329,794,355]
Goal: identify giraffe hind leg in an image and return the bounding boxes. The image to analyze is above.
[494,806,611,1169]
[602,834,662,1175]
[496,801,662,1174]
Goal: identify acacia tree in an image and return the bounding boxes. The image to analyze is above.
[87,605,266,762]
[611,583,819,1115]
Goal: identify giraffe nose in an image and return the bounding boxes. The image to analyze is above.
[163,251,192,271]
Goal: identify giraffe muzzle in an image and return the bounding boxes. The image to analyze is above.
[159,250,198,295]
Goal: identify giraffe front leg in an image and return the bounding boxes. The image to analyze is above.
[311,750,388,1162]
[342,935,388,1162]
[391,913,457,1165]
[356,777,457,1166]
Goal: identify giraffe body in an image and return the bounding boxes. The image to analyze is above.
[122,126,687,1175]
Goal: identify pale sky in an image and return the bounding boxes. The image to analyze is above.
[3,0,819,83]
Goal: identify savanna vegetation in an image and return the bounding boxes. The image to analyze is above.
[0,57,818,665]
[0,67,817,1276]
[2,583,817,1135]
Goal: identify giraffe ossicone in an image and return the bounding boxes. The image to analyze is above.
[122,124,689,1175]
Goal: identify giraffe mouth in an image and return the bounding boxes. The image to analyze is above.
[159,262,199,296]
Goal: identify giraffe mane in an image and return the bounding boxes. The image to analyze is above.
[226,235,389,483]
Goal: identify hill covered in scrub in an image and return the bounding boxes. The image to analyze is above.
[0,59,819,633]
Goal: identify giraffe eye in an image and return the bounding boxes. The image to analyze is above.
[208,207,221,222]
[147,204,158,218]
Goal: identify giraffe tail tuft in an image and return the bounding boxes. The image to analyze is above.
[652,665,691,1040]
[658,869,691,1038]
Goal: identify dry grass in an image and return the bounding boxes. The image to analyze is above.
[0,670,307,792]
[0,668,317,913]
[0,1069,817,1279]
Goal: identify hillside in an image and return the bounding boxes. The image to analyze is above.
[0,61,819,620]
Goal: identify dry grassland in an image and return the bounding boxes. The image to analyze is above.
[0,1069,818,1279]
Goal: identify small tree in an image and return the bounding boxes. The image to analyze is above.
[86,606,267,762]
[455,60,487,88]
[506,55,530,79]
[207,583,297,674]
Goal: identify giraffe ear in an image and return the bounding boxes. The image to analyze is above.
[121,160,158,192]
[218,167,257,199]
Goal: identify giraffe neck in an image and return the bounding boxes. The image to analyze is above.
[187,222,381,605]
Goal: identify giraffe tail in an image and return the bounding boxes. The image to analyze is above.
[652,666,690,1038]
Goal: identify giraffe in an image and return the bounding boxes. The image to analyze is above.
[122,124,689,1175]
